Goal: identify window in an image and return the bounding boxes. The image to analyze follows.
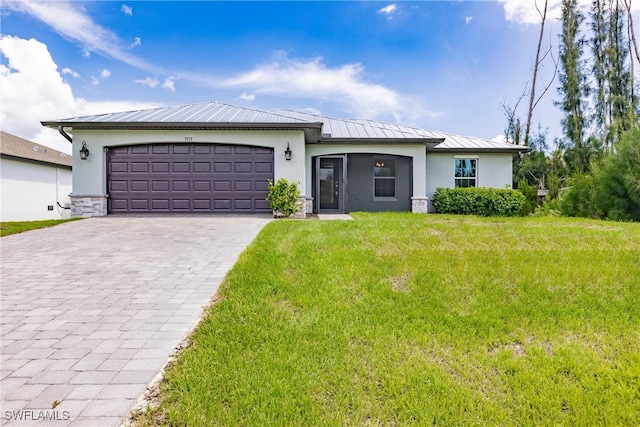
[455,158,477,188]
[374,159,396,198]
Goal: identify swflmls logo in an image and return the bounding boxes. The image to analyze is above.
[4,409,71,421]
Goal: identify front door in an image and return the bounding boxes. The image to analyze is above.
[318,157,344,212]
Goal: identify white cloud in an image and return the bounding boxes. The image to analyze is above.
[239,92,256,102]
[492,134,509,144]
[121,4,133,16]
[62,67,80,78]
[4,0,156,71]
[130,36,141,49]
[133,77,175,92]
[498,0,639,24]
[221,52,437,124]
[0,36,159,154]
[162,78,175,92]
[134,77,160,88]
[465,16,474,25]
[91,68,111,86]
[378,4,397,15]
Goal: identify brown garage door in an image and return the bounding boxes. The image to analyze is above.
[107,144,273,213]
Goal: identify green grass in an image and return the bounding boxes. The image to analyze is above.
[136,213,640,426]
[0,218,80,237]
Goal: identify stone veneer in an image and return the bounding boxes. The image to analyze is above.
[70,194,108,218]
[411,197,429,213]
[304,197,314,215]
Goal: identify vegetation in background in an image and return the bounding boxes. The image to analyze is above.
[0,218,80,237]
[509,0,639,221]
[266,178,301,218]
[132,213,640,426]
[432,187,525,217]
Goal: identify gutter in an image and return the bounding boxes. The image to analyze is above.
[58,126,72,143]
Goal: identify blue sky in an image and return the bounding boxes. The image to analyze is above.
[1,1,638,153]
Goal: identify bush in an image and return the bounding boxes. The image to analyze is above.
[266,178,301,218]
[432,187,526,217]
[593,126,640,221]
[559,173,600,219]
[517,179,539,216]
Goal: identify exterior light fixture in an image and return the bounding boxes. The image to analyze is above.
[79,141,90,160]
[284,143,292,161]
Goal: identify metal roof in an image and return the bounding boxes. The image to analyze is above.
[42,101,318,127]
[0,131,72,168]
[42,101,527,152]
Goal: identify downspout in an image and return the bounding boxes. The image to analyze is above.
[57,126,73,212]
[58,126,72,143]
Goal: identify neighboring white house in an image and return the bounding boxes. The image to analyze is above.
[0,131,73,221]
[41,101,528,217]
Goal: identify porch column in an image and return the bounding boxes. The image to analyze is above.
[411,148,428,213]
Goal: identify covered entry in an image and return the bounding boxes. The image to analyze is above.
[107,143,273,213]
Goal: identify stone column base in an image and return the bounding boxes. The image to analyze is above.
[292,196,307,219]
[305,197,314,214]
[411,197,429,214]
[70,194,108,218]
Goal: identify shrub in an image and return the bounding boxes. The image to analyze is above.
[266,178,301,218]
[559,173,600,219]
[432,187,526,216]
[517,179,539,216]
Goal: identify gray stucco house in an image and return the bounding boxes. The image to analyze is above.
[42,101,527,217]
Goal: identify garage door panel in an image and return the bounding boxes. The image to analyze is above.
[193,163,211,173]
[132,181,150,192]
[214,162,231,173]
[172,199,190,210]
[131,162,149,173]
[235,181,252,192]
[235,162,252,173]
[255,162,273,173]
[194,181,211,192]
[173,145,190,155]
[130,146,150,154]
[150,181,168,192]
[173,181,190,191]
[108,143,273,213]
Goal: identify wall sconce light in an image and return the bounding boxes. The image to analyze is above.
[79,141,90,160]
[284,143,292,161]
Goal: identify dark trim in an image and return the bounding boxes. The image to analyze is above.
[0,154,72,169]
[428,147,530,153]
[41,121,323,131]
[315,138,444,145]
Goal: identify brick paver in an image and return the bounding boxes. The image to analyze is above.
[1,215,270,426]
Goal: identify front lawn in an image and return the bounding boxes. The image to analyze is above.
[0,218,80,237]
[135,213,640,426]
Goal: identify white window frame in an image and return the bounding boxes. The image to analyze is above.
[454,157,478,188]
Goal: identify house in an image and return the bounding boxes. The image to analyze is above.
[0,131,73,221]
[41,101,527,217]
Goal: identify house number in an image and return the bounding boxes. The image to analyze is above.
[184,136,193,142]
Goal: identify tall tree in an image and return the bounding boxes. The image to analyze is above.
[557,0,589,172]
[590,0,637,149]
[525,0,550,146]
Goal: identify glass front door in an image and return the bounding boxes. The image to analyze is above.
[318,157,343,212]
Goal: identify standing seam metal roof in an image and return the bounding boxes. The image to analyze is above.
[42,101,527,151]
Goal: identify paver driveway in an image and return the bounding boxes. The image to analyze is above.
[0,215,270,426]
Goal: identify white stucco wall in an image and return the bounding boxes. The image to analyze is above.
[0,158,72,221]
[426,151,514,212]
[305,143,427,199]
[71,129,307,198]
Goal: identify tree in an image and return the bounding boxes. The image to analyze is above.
[524,0,558,145]
[557,0,590,172]
[590,0,637,149]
